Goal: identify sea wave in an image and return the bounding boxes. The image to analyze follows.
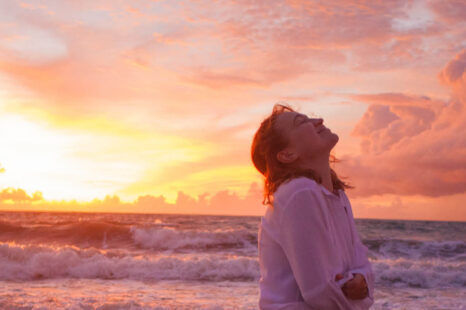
[0,220,132,248]
[1,242,465,288]
[2,219,463,261]
[374,257,466,288]
[131,226,257,251]
[364,239,465,261]
[0,242,259,282]
[0,220,258,252]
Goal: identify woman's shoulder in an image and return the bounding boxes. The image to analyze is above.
[274,176,321,204]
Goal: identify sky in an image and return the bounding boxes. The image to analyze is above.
[0,0,465,221]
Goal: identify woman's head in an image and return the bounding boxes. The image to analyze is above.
[273,106,339,166]
[251,103,352,205]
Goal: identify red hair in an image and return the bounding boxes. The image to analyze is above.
[250,103,354,205]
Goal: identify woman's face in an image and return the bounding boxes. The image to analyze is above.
[274,111,339,164]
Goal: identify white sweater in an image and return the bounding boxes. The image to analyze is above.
[258,177,375,310]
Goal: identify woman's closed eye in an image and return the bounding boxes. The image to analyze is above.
[293,114,312,127]
[300,117,311,125]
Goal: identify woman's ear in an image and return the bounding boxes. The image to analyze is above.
[277,149,297,164]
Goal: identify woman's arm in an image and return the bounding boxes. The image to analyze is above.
[344,196,375,304]
[347,235,375,302]
[279,188,355,310]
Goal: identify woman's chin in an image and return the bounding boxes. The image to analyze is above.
[329,133,339,148]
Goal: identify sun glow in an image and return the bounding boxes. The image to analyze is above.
[0,110,214,202]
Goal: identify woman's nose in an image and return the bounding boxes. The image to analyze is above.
[312,118,323,126]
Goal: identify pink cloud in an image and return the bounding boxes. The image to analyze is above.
[350,101,438,153]
[2,0,457,106]
[429,0,466,23]
[0,0,461,131]
[438,49,466,86]
[338,49,466,197]
[350,193,466,221]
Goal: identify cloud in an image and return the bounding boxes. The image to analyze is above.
[0,187,43,202]
[2,182,464,221]
[338,49,466,197]
[438,48,466,89]
[350,100,438,153]
[1,0,460,112]
[429,0,466,23]
[0,184,264,216]
[1,0,465,220]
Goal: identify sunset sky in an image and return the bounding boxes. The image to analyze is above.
[0,0,465,221]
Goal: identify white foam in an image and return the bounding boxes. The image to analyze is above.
[0,242,259,281]
[373,257,466,288]
[1,241,464,288]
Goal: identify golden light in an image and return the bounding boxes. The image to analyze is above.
[0,109,215,203]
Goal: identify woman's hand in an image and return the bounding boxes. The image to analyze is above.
[335,273,368,300]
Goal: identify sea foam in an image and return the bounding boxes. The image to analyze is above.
[0,242,259,281]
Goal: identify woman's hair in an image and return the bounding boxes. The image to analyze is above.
[251,103,354,205]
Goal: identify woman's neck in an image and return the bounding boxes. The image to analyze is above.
[316,166,334,194]
[298,156,334,193]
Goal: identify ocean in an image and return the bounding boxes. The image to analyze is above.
[0,211,464,309]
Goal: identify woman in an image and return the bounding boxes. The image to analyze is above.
[251,104,375,309]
